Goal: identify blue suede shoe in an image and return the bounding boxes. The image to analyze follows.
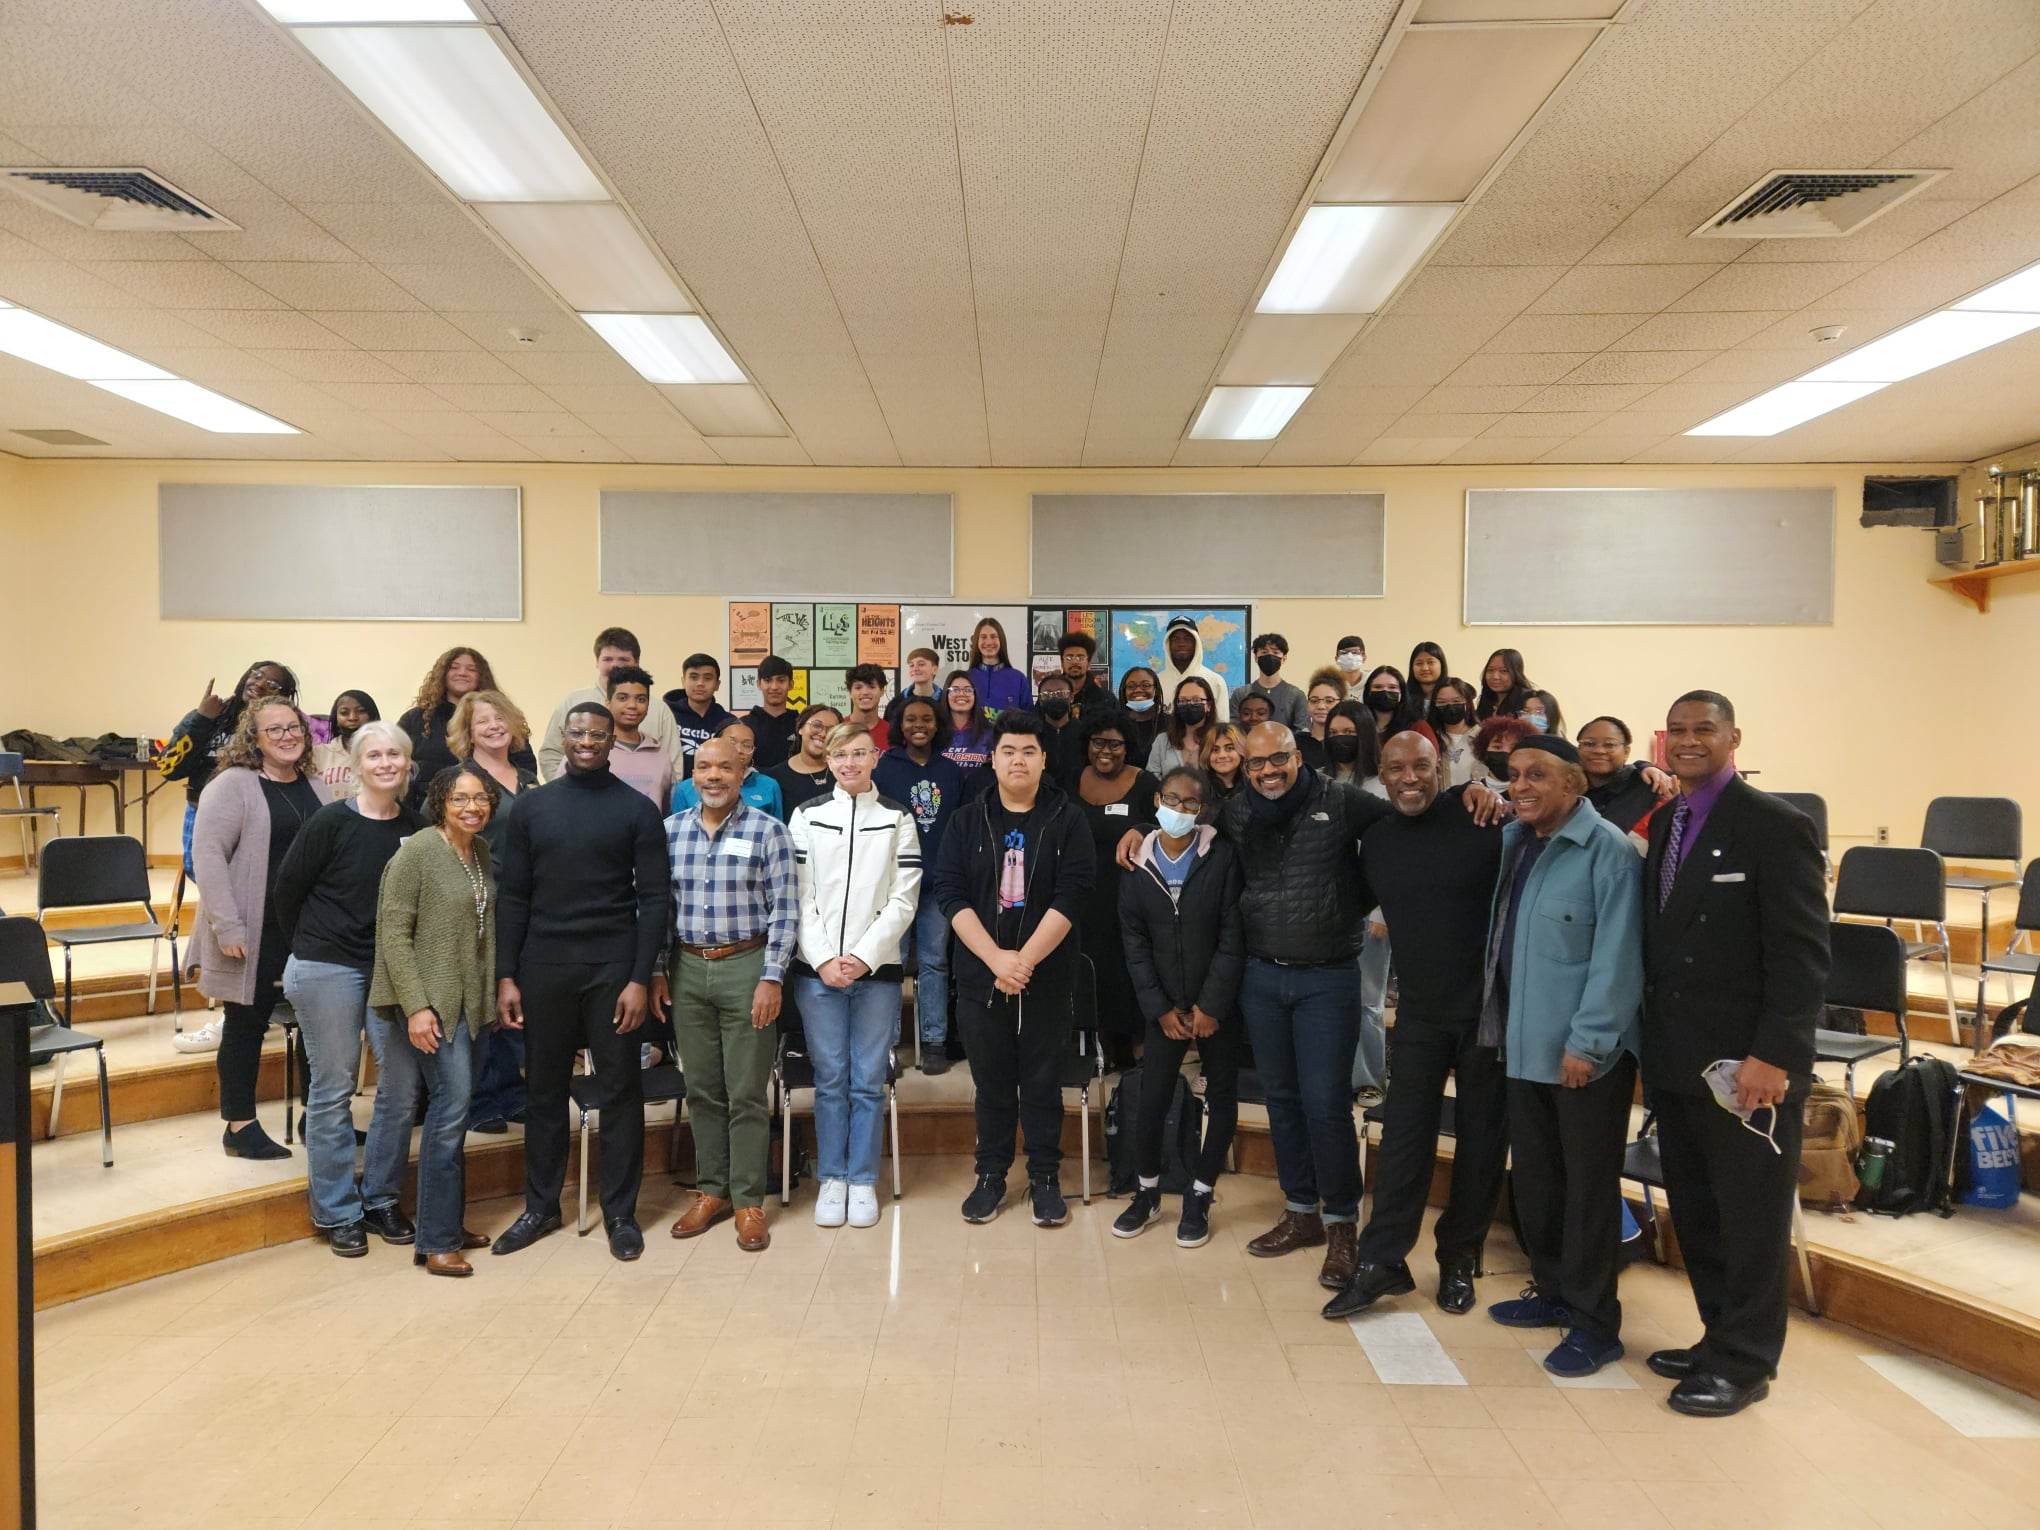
[1542,1330,1625,1378]
[1486,1285,1571,1329]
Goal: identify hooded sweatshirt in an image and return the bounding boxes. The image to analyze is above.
[1158,615,1229,722]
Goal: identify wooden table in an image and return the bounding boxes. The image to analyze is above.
[20,758,166,846]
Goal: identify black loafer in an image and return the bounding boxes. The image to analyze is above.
[1320,1260,1416,1321]
[605,1217,645,1262]
[1436,1259,1477,1316]
[1668,1372,1769,1417]
[1647,1347,1698,1379]
[326,1222,369,1258]
[491,1209,562,1256]
[470,1118,510,1135]
[361,1204,416,1245]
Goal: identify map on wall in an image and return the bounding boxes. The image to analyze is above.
[1109,607,1250,694]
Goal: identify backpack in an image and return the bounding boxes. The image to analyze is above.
[1105,1064,1206,1197]
[1858,1056,1961,1217]
[1797,1081,1862,1212]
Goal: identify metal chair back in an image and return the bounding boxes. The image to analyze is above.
[1825,920,1910,1022]
[36,835,155,919]
[1833,845,1947,923]
[0,915,56,1007]
[1769,792,1829,851]
[0,751,24,786]
[2010,859,2040,933]
[1922,796,2022,864]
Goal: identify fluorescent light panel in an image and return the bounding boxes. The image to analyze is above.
[92,380,299,434]
[585,313,744,384]
[1189,386,1313,440]
[294,25,606,201]
[1685,381,1885,436]
[659,384,784,437]
[1801,310,2040,385]
[1258,204,1457,314]
[0,307,172,380]
[1953,260,2040,314]
[1219,314,1366,385]
[258,1,476,21]
[475,203,692,312]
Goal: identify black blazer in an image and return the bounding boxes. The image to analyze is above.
[1641,776,1829,1097]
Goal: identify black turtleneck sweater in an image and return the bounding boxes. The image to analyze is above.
[494,764,669,983]
[1357,785,1502,1024]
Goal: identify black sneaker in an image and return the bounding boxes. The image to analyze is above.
[326,1221,368,1258]
[1029,1177,1069,1228]
[920,1051,952,1077]
[470,1118,510,1135]
[1176,1186,1214,1248]
[961,1174,1006,1224]
[1112,1186,1164,1239]
[361,1204,415,1245]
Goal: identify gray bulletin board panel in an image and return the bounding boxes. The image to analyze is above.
[1030,493,1385,600]
[602,490,952,596]
[159,483,522,620]
[1463,486,1835,626]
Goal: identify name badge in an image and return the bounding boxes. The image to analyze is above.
[724,837,755,859]
[1104,802,1129,817]
[1711,872,1745,883]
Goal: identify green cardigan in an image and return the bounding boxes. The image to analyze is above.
[370,829,496,1038]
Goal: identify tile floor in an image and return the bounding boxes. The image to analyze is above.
[31,1157,2040,1530]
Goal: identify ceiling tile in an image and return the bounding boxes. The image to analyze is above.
[1484,313,1642,352]
[1525,263,1719,314]
[1666,261,1878,313]
[1606,310,1782,350]
[1439,352,1588,387]
[1558,350,1709,385]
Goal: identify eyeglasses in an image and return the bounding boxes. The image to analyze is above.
[446,792,492,808]
[1244,751,1295,772]
[260,723,306,740]
[830,749,876,763]
[1159,792,1203,811]
[564,728,612,742]
[1089,738,1127,752]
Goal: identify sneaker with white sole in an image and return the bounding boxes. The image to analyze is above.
[814,1179,848,1228]
[172,1017,223,1055]
[847,1185,880,1227]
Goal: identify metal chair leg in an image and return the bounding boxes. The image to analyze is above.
[1975,888,1995,1031]
[62,945,73,1027]
[1791,1196,1818,1318]
[781,1080,793,1208]
[889,1084,901,1200]
[283,1031,297,1145]
[1934,925,1961,1046]
[1079,1084,1091,1205]
[47,1053,67,1138]
[577,1110,592,1235]
[147,937,160,1014]
[1843,1061,1856,1099]
[97,1050,112,1167]
[169,935,183,1018]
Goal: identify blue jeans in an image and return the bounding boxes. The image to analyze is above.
[1352,928,1390,1091]
[1240,956,1363,1222]
[181,802,196,878]
[369,1013,474,1255]
[794,974,898,1186]
[282,957,411,1230]
[902,889,951,1046]
[468,1025,526,1126]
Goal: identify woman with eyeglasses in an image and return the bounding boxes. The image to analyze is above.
[190,696,333,1161]
[1116,666,1163,767]
[787,723,922,1228]
[770,704,844,817]
[1299,665,1347,770]
[1075,708,1160,1069]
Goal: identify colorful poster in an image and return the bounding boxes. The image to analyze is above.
[1064,607,1106,641]
[771,603,815,665]
[1031,606,1109,678]
[815,602,857,668]
[806,667,850,712]
[727,602,769,666]
[786,668,811,712]
[858,603,900,666]
[729,666,761,711]
[1109,607,1251,695]
[899,605,1029,675]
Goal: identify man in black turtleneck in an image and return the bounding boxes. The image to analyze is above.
[492,701,669,1262]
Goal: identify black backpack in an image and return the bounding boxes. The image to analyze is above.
[1106,1064,1206,1196]
[1859,1055,1961,1217]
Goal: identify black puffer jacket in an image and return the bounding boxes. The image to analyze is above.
[1118,827,1245,1025]
[1216,767,1387,964]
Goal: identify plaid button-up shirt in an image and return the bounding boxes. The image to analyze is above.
[663,800,799,982]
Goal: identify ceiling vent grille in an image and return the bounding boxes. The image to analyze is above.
[1693,169,1944,239]
[12,428,110,447]
[0,168,239,232]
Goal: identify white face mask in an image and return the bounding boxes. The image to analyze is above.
[1335,653,1365,675]
[1701,1058,1781,1155]
[1155,805,1198,838]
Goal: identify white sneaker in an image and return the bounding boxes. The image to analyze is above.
[815,1179,848,1228]
[847,1185,880,1228]
[172,1017,223,1054]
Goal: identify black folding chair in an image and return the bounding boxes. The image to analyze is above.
[1833,846,1961,1046]
[36,835,181,1024]
[0,752,62,871]
[1978,859,2040,1028]
[0,915,112,1166]
[574,1061,688,1235]
[773,1014,901,1209]
[1769,792,1831,879]
[1818,921,1909,1097]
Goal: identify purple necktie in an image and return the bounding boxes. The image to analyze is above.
[1658,797,1690,912]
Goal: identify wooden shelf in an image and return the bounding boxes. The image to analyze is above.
[1931,554,2040,613]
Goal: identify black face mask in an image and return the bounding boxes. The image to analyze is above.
[1173,701,1209,727]
[1431,703,1468,726]
[1484,752,1511,779]
[1326,734,1362,764]
[1255,652,1282,676]
[1366,691,1401,714]
[1037,695,1071,719]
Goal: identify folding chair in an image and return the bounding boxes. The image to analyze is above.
[1817,921,1909,1098]
[0,752,62,871]
[1957,971,2038,1139]
[1058,956,1109,1205]
[1977,859,2040,1024]
[1833,846,1961,1046]
[773,1018,901,1209]
[36,835,181,1024]
[575,1061,688,1235]
[1769,792,1831,880]
[0,915,112,1166]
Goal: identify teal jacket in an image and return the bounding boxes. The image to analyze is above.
[670,767,786,822]
[1479,798,1643,1085]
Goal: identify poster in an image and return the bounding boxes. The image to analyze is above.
[815,602,857,668]
[1031,606,1109,680]
[727,602,769,666]
[1110,607,1251,694]
[806,667,850,712]
[858,604,900,666]
[730,666,761,711]
[785,669,811,711]
[1028,608,1065,655]
[1030,653,1064,687]
[899,604,1029,675]
[772,603,815,664]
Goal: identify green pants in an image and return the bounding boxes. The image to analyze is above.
[672,946,778,1208]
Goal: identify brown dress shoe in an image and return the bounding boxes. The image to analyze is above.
[735,1206,770,1252]
[423,1251,473,1278]
[672,1194,732,1239]
[1319,1221,1359,1290]
[460,1229,490,1250]
[1246,1209,1326,1259]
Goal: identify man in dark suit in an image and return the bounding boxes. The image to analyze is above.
[1641,690,1829,1417]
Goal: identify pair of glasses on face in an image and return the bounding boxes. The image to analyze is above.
[1089,738,1127,754]
[830,749,876,764]
[446,791,492,808]
[1159,791,1203,812]
[260,723,306,741]
[1244,751,1294,773]
[564,728,612,744]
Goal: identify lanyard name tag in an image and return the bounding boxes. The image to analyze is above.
[1104,803,1129,817]
[723,837,755,858]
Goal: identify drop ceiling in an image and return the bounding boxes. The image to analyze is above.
[2,0,2039,467]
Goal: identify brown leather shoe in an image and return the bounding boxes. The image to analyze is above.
[423,1251,473,1278]
[1319,1221,1358,1290]
[460,1229,490,1250]
[734,1206,770,1252]
[672,1194,732,1239]
[1246,1209,1326,1259]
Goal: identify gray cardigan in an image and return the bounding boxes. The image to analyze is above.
[190,767,334,1005]
[369,829,496,1037]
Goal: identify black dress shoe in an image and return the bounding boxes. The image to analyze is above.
[1320,1260,1416,1321]
[1647,1347,1698,1379]
[1668,1372,1769,1417]
[221,1121,290,1161]
[1436,1259,1477,1315]
[606,1217,644,1262]
[361,1204,416,1245]
[326,1222,368,1258]
[491,1209,562,1256]
[470,1118,510,1135]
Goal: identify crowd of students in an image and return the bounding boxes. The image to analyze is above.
[158,620,1826,1418]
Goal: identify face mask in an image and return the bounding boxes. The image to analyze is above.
[1174,701,1208,727]
[1523,713,1550,733]
[1037,695,1071,719]
[1366,691,1401,714]
[1335,653,1365,674]
[1701,1059,1782,1155]
[1125,696,1155,714]
[1326,734,1362,764]
[1431,703,1468,727]
[1255,652,1282,676]
[1484,752,1511,779]
[1156,805,1198,838]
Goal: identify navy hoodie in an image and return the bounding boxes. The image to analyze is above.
[873,746,966,870]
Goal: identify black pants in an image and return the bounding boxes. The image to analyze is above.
[958,988,1072,1181]
[1135,1017,1241,1186]
[1357,1014,1508,1269]
[519,961,643,1224]
[218,922,287,1121]
[1654,1087,1805,1386]
[1506,1053,1636,1345]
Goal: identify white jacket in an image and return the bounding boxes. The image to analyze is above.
[788,784,922,978]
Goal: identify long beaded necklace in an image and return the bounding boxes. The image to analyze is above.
[442,829,488,943]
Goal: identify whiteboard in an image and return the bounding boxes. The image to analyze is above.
[159,483,521,621]
[1463,486,1834,626]
[601,490,952,596]
[1031,493,1384,599]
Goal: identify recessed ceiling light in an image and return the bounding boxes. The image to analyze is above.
[1952,260,2040,314]
[1801,310,2040,385]
[257,1,476,21]
[294,25,606,202]
[1188,386,1313,440]
[0,306,173,380]
[1684,380,1885,436]
[93,380,299,433]
[584,313,745,384]
[475,203,692,312]
[1257,204,1458,314]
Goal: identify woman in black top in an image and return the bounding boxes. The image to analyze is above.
[1578,715,1674,851]
[1116,666,1163,767]
[1361,665,1416,741]
[398,647,534,803]
[1475,648,1534,721]
[1072,709,1159,1070]
[769,704,841,817]
[1202,722,1246,815]
[1406,642,1449,717]
[274,721,425,1254]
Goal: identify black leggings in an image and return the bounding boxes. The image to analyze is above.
[219,923,286,1121]
[1135,1016,1241,1187]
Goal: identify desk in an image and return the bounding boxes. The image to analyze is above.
[0,980,36,1526]
[21,758,166,847]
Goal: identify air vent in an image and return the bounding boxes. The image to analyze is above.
[0,168,239,233]
[1693,169,1944,239]
[12,428,109,447]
